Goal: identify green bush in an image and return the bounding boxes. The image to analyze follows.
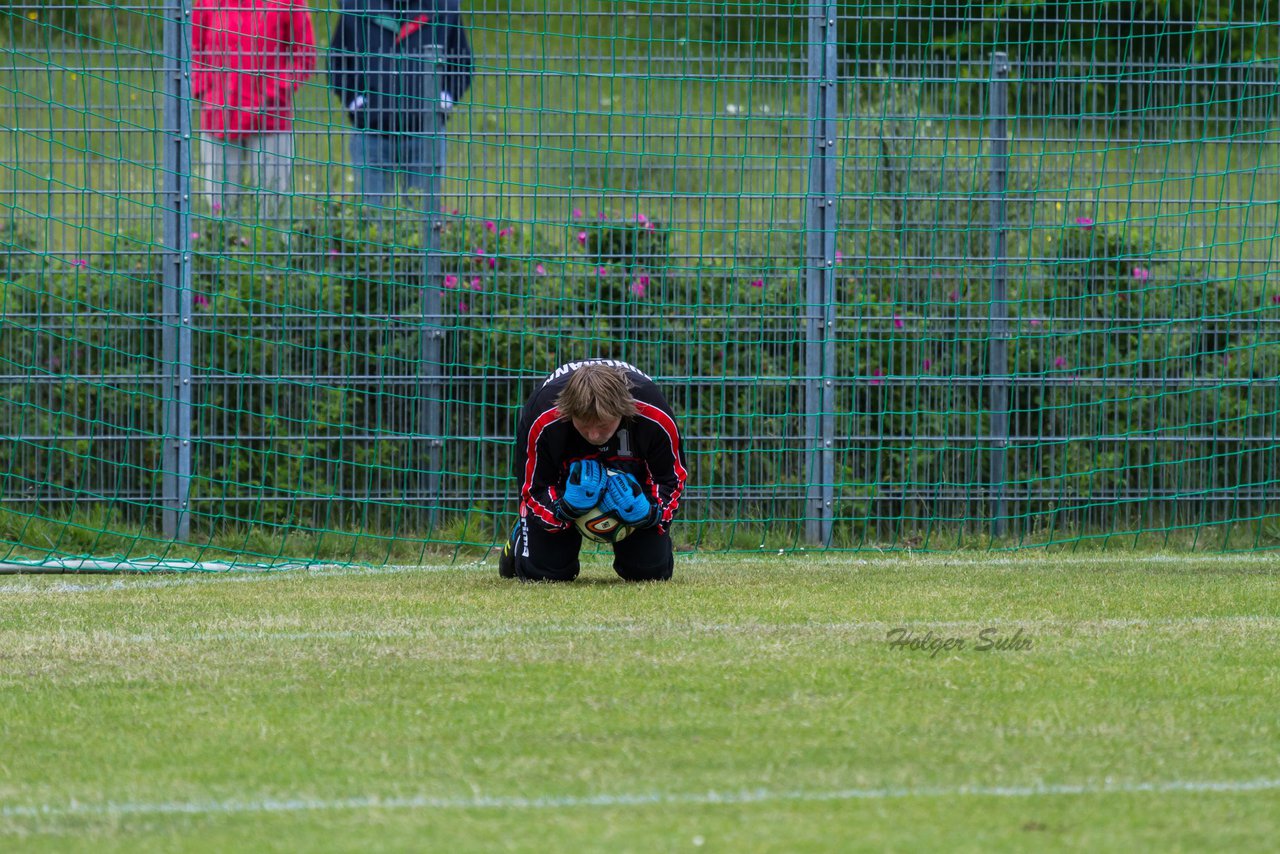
[0,206,700,535]
[0,192,1275,542]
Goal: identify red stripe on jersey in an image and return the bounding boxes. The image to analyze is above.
[634,401,687,523]
[522,406,567,528]
[395,13,431,44]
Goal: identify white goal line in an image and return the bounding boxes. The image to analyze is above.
[1,550,1278,576]
[4,777,1279,820]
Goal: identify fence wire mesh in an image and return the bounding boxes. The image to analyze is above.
[2,1,1280,566]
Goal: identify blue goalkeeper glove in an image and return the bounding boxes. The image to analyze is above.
[600,472,655,527]
[560,459,607,517]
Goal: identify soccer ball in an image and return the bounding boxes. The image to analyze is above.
[574,504,635,544]
[573,470,636,544]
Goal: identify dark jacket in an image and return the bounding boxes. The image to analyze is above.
[328,0,473,134]
[514,360,688,534]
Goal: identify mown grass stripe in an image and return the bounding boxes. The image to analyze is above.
[3,614,1278,645]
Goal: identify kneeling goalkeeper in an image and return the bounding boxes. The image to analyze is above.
[499,360,687,582]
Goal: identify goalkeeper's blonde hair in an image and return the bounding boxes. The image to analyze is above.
[556,364,638,423]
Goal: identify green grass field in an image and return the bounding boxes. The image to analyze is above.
[2,553,1277,852]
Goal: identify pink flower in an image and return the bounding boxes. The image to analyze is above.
[484,221,496,233]
[597,266,609,277]
[577,231,588,245]
[1029,318,1041,327]
[190,231,201,240]
[212,202,222,213]
[470,278,483,291]
[869,367,884,386]
[948,290,959,302]
[238,237,250,246]
[645,222,656,230]
[597,212,607,221]
[194,293,210,307]
[1054,357,1067,368]
[70,259,88,267]
[1132,266,1150,281]
[750,279,764,288]
[835,250,843,264]
[923,359,932,370]
[459,301,470,313]
[487,257,496,269]
[535,263,547,276]
[630,275,649,297]
[634,212,648,224]
[572,208,583,219]
[499,228,513,237]
[328,248,340,256]
[893,314,904,329]
[1271,295,1280,305]
[450,208,459,215]
[444,274,458,289]
[1075,216,1094,229]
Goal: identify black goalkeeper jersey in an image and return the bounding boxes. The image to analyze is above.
[514,360,687,533]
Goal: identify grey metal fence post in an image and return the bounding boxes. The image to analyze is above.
[988,52,1011,539]
[161,0,194,540]
[804,0,838,545]
[418,47,445,521]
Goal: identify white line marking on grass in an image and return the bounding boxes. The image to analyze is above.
[0,549,1272,594]
[1,548,1276,585]
[0,575,284,593]
[0,562,479,593]
[4,778,1279,820]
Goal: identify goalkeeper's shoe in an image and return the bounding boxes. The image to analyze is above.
[498,522,518,579]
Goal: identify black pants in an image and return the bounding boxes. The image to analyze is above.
[512,516,673,582]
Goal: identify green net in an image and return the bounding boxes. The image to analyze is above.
[2,0,1280,569]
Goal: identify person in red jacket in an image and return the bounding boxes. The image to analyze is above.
[192,0,317,219]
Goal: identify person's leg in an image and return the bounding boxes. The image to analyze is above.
[223,138,251,216]
[507,515,583,582]
[612,525,674,582]
[199,135,232,215]
[251,132,294,220]
[395,132,435,214]
[433,133,449,221]
[498,519,519,579]
[348,130,395,214]
[240,133,272,219]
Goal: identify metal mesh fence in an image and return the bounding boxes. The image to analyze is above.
[1,1,1279,566]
